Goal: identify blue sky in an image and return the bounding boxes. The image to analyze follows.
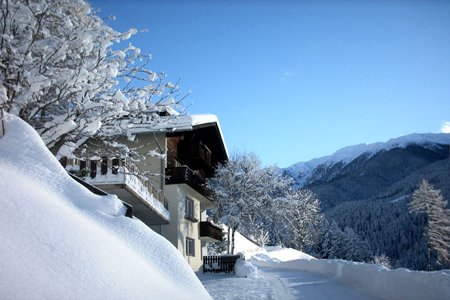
[91,0,450,168]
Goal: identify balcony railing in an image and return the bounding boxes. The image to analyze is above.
[199,221,223,242]
[203,255,240,274]
[165,166,211,197]
[122,168,169,210]
[65,158,169,222]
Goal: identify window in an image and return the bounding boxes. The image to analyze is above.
[67,158,78,167]
[60,157,67,168]
[185,197,196,221]
[101,157,108,175]
[90,160,97,178]
[186,238,195,256]
[112,158,119,174]
[80,160,86,171]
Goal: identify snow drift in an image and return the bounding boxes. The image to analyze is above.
[252,246,316,262]
[252,249,450,300]
[0,113,210,299]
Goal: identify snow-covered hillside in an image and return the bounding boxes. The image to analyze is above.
[286,133,450,187]
[0,113,210,299]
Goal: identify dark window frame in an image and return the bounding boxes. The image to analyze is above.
[185,197,197,222]
[90,160,97,178]
[101,157,108,175]
[186,237,195,256]
[80,160,86,171]
[112,158,120,174]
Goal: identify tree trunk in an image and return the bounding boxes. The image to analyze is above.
[231,227,236,255]
[227,226,231,254]
[427,248,432,271]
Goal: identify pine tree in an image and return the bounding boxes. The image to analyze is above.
[409,180,450,269]
[342,227,371,261]
[320,220,345,259]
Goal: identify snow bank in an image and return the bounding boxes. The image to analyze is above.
[252,253,450,300]
[253,246,316,262]
[0,113,210,300]
[234,253,257,278]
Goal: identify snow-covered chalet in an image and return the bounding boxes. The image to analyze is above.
[60,111,227,271]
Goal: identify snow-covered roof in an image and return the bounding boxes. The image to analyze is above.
[130,114,229,158]
[167,114,221,131]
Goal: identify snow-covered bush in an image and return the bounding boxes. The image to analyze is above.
[234,253,257,278]
[372,254,392,269]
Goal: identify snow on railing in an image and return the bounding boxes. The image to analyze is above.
[123,170,170,221]
[84,163,170,221]
[86,168,126,185]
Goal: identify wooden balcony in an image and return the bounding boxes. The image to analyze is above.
[199,221,223,242]
[165,166,211,198]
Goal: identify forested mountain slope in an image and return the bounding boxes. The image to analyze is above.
[284,134,450,270]
[307,144,449,210]
[285,134,450,210]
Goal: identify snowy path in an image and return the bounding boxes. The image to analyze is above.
[198,267,372,300]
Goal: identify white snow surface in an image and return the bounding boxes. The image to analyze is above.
[200,267,373,300]
[228,226,262,258]
[251,248,450,300]
[199,247,370,300]
[200,246,449,300]
[0,113,210,299]
[252,246,316,262]
[286,133,450,186]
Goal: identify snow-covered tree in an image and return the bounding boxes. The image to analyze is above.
[316,219,371,261]
[0,0,183,158]
[275,189,323,252]
[207,153,274,253]
[207,153,324,254]
[320,220,345,259]
[342,226,371,261]
[408,180,450,269]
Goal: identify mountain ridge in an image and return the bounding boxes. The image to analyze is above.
[285,133,450,188]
